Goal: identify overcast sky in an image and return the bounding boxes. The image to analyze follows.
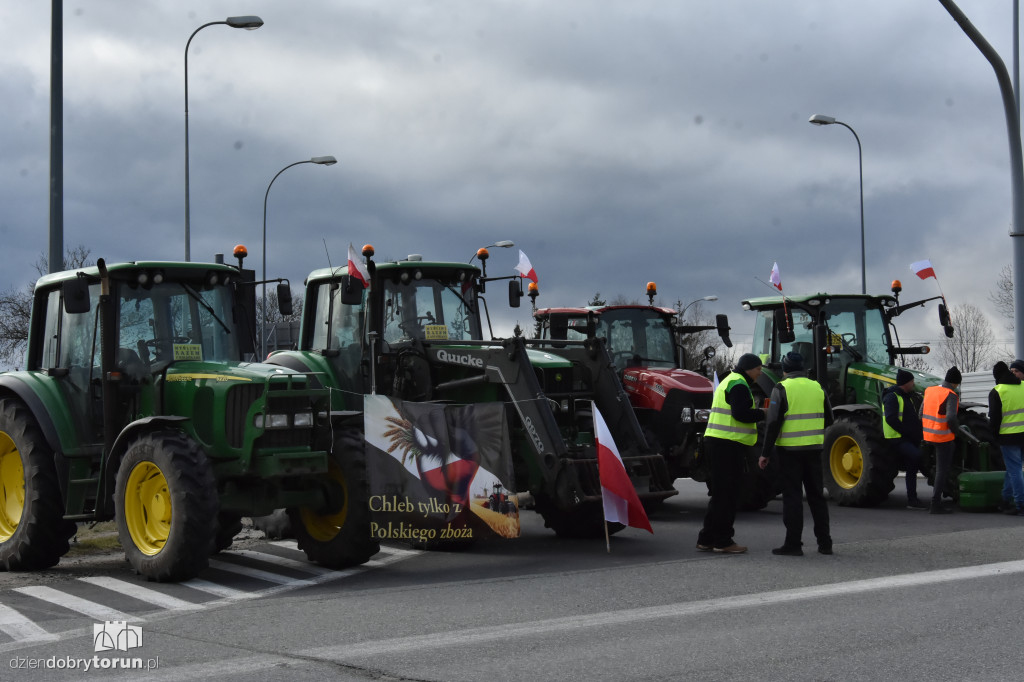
[0,1,1019,360]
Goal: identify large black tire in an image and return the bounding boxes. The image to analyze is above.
[535,485,625,539]
[115,431,218,582]
[0,399,76,570]
[821,414,895,507]
[287,428,379,568]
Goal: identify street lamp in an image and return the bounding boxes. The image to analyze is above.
[261,156,337,358]
[679,295,718,320]
[469,240,515,263]
[184,15,264,262]
[809,113,866,294]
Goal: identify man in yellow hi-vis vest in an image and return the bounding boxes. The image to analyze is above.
[989,361,1024,515]
[758,351,834,556]
[696,353,766,554]
[922,366,962,514]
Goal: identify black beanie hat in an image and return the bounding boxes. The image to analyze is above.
[1011,359,1024,374]
[945,366,962,384]
[895,368,913,386]
[781,351,804,373]
[735,353,763,373]
[994,361,1011,382]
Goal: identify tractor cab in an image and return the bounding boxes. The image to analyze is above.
[742,284,947,409]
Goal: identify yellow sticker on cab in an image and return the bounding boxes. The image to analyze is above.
[173,343,203,361]
[424,325,449,340]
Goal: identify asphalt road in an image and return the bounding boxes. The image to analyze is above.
[4,477,1024,681]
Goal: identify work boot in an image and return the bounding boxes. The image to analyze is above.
[695,543,713,552]
[906,498,929,510]
[772,546,803,556]
[713,543,747,554]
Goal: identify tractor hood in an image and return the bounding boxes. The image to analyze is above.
[524,348,573,369]
[163,360,311,386]
[622,367,714,396]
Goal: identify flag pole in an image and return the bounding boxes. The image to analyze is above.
[604,520,611,553]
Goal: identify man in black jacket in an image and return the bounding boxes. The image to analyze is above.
[882,369,927,509]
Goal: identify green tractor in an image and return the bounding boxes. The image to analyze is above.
[0,249,377,581]
[266,246,676,538]
[743,282,996,507]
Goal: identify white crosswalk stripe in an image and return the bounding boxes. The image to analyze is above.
[0,543,421,651]
[14,585,134,623]
[0,602,58,643]
[78,577,202,610]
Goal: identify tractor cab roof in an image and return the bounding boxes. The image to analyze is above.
[34,260,242,290]
[305,256,481,286]
[742,292,898,311]
[535,304,677,319]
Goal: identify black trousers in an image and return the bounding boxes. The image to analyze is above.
[931,440,955,505]
[779,446,831,549]
[889,439,922,500]
[697,437,747,548]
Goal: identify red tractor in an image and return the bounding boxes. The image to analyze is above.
[534,286,774,508]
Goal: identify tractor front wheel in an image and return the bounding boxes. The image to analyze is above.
[0,399,76,570]
[115,431,218,582]
[288,428,379,568]
[822,415,895,507]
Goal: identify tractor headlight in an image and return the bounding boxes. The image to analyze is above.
[680,408,693,423]
[694,409,711,423]
[255,412,313,429]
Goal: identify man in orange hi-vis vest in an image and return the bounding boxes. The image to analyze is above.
[922,366,962,514]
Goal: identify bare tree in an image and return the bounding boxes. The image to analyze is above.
[991,264,1014,331]
[257,288,304,353]
[0,246,93,368]
[936,303,996,372]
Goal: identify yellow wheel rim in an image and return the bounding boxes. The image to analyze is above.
[299,461,348,543]
[0,433,25,542]
[124,461,172,556]
[829,434,863,490]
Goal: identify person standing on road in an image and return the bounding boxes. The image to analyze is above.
[989,361,1024,516]
[696,353,766,554]
[922,366,962,515]
[758,351,834,556]
[882,369,928,509]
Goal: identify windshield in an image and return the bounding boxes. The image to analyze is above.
[382,277,482,344]
[117,280,239,369]
[597,309,676,370]
[773,299,891,365]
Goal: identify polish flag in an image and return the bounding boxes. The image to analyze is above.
[910,259,936,281]
[514,250,538,284]
[769,262,783,291]
[348,243,371,288]
[594,403,653,533]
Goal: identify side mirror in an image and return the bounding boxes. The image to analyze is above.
[938,303,950,326]
[340,275,363,305]
[62,279,91,314]
[944,324,955,339]
[276,283,293,316]
[774,308,795,344]
[715,314,733,348]
[508,280,522,308]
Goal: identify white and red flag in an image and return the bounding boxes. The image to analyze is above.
[594,403,652,534]
[910,259,936,281]
[348,243,371,288]
[514,250,538,284]
[769,262,783,291]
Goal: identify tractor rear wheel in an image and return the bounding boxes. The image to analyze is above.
[288,428,379,568]
[822,415,895,507]
[115,431,218,582]
[0,399,76,570]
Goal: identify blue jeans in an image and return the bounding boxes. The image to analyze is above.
[1000,444,1024,506]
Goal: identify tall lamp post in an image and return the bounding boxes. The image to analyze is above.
[261,156,337,358]
[679,295,718,320]
[809,114,866,295]
[184,15,263,262]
